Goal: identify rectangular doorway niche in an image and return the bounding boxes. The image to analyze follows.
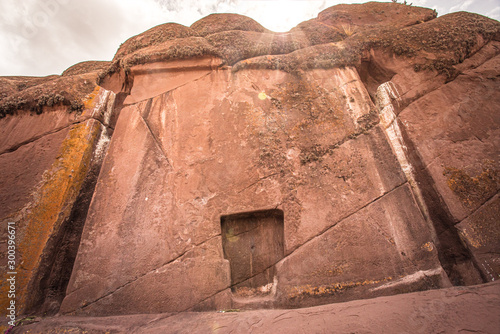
[221,209,284,298]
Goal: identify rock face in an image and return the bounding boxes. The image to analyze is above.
[0,2,499,321]
[8,281,500,334]
[0,66,116,319]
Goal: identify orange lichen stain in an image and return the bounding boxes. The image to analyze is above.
[288,276,393,299]
[0,119,102,314]
[422,241,434,252]
[459,223,500,250]
[84,86,101,106]
[459,228,483,249]
[309,263,347,278]
[456,194,500,249]
[81,86,105,119]
[443,162,499,208]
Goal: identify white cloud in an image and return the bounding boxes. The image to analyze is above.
[450,0,474,12]
[486,6,500,20]
[0,0,498,77]
[0,0,170,76]
[152,0,349,32]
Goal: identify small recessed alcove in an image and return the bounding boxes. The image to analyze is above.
[221,209,284,298]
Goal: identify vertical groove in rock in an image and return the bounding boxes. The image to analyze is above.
[397,122,487,285]
[23,92,116,315]
[376,80,485,286]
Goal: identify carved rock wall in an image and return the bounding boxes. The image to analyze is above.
[63,59,452,315]
[0,84,116,318]
[0,2,499,319]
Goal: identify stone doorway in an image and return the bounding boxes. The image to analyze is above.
[221,209,284,298]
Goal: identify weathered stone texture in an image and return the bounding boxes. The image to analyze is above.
[63,61,460,314]
[10,282,500,334]
[1,2,499,321]
[0,86,116,318]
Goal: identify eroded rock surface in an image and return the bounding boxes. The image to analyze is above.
[0,64,117,322]
[9,281,500,334]
[1,2,499,325]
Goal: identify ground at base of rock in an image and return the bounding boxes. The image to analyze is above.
[10,281,500,334]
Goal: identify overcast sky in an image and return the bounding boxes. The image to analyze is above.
[0,0,499,77]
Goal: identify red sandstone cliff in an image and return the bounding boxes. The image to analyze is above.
[0,2,499,330]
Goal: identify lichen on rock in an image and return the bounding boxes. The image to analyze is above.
[1,1,500,322]
[444,162,500,208]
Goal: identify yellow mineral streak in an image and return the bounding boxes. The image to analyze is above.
[0,88,105,314]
